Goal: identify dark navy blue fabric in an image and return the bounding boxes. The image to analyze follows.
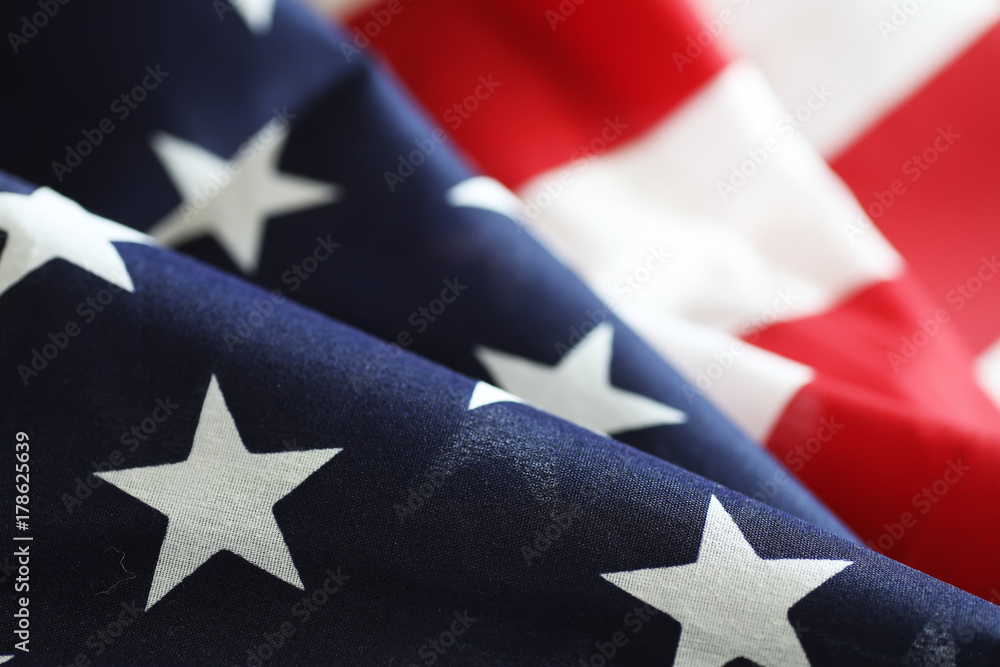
[1,197,999,664]
[0,171,31,195]
[0,0,851,538]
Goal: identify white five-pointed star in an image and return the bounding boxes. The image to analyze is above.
[446,176,526,222]
[96,375,341,610]
[603,496,852,666]
[0,187,150,298]
[148,121,340,274]
[471,322,685,435]
[229,0,276,33]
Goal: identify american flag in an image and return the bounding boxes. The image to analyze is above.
[1,0,999,664]
[321,0,1000,602]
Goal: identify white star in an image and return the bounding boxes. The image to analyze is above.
[148,121,340,274]
[0,187,150,298]
[229,0,276,34]
[603,496,852,666]
[467,382,525,410]
[96,375,341,610]
[471,322,685,435]
[446,176,525,223]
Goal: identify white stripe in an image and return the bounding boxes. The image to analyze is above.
[635,314,813,442]
[515,63,886,438]
[692,0,1000,157]
[976,337,1000,409]
[519,62,901,335]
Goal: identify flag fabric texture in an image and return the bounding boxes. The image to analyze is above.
[0,0,844,538]
[1,0,1000,664]
[2,177,1000,666]
[320,0,1000,602]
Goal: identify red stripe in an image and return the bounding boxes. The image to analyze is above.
[757,273,1000,597]
[755,273,1000,432]
[832,21,1000,355]
[346,0,729,187]
[768,375,1000,599]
